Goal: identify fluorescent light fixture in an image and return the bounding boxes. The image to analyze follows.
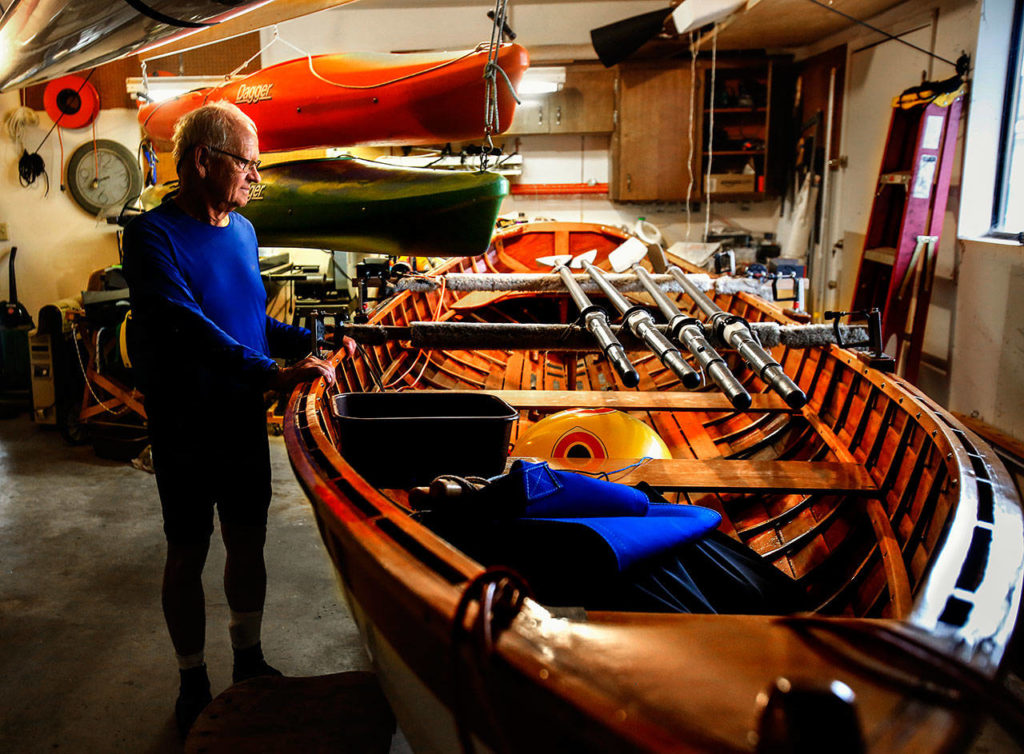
[126,75,235,104]
[517,66,566,96]
[669,0,747,35]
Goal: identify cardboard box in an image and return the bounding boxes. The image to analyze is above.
[706,173,756,194]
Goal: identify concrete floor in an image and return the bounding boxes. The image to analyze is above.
[0,413,411,753]
[3,412,1024,753]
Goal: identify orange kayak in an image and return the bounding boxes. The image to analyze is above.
[139,43,529,152]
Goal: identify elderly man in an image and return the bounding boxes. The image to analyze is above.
[123,102,335,736]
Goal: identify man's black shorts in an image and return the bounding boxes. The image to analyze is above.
[147,390,272,544]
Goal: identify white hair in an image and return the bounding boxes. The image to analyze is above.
[171,101,258,169]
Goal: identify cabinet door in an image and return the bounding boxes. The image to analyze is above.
[612,63,700,201]
[505,99,550,135]
[549,66,615,134]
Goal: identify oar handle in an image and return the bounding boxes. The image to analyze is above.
[586,260,699,388]
[714,313,806,409]
[672,318,751,410]
[628,312,700,389]
[706,361,753,410]
[667,265,806,410]
[557,264,639,388]
[584,309,640,388]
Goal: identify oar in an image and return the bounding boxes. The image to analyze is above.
[549,251,640,388]
[580,257,701,389]
[607,237,750,408]
[667,265,807,409]
[632,264,752,409]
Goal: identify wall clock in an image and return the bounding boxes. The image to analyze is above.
[66,140,143,215]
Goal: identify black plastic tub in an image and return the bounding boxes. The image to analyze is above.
[329,391,518,488]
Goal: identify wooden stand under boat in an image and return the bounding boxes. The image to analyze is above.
[284,222,1024,753]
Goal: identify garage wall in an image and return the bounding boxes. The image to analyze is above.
[801,0,1022,442]
[796,0,978,409]
[0,95,138,319]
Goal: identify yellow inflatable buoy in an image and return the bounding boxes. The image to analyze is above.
[513,408,671,460]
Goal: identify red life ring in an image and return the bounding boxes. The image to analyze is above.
[43,75,100,129]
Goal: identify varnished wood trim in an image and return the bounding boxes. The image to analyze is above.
[518,457,881,494]
[452,389,793,412]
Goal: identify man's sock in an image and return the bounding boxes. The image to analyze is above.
[176,650,206,671]
[228,609,263,651]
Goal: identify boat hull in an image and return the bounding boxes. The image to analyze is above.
[139,44,529,152]
[0,0,276,90]
[285,222,1024,752]
[142,156,509,256]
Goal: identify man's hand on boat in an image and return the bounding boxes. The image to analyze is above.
[269,355,336,390]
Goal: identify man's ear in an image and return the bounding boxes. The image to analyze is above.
[193,144,210,179]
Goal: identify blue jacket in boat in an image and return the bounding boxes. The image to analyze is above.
[122,199,310,402]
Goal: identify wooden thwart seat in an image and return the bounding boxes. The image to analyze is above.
[438,389,795,413]
[514,456,881,495]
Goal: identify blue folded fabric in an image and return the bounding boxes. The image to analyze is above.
[493,460,722,572]
[508,460,650,517]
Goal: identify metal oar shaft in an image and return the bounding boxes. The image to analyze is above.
[555,265,639,388]
[633,265,751,409]
[582,261,700,389]
[667,266,807,409]
[667,265,720,319]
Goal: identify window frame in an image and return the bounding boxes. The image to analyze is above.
[991,0,1024,240]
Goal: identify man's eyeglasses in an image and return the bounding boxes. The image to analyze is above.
[207,145,261,173]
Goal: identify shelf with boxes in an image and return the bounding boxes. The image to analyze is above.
[701,59,779,200]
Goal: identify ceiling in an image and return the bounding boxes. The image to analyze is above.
[0,0,914,90]
[695,0,911,51]
[151,0,917,57]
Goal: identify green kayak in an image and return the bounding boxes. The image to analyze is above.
[142,155,509,257]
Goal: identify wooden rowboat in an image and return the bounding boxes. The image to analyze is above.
[141,156,509,257]
[284,222,1024,752]
[138,44,529,152]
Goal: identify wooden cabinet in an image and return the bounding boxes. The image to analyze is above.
[611,62,701,202]
[506,64,615,135]
[700,58,791,200]
[507,99,549,135]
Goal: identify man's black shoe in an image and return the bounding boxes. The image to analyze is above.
[232,642,283,684]
[175,664,212,739]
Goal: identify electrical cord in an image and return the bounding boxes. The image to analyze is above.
[18,150,48,194]
[13,68,97,196]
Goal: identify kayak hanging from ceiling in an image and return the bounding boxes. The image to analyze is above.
[138,43,530,152]
[140,155,510,257]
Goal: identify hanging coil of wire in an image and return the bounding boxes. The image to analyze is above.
[5,106,47,191]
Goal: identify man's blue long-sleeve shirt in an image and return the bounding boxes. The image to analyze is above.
[122,200,309,401]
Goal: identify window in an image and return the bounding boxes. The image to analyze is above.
[993,0,1024,237]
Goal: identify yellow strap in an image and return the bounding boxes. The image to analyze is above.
[119,310,133,369]
[891,82,966,110]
